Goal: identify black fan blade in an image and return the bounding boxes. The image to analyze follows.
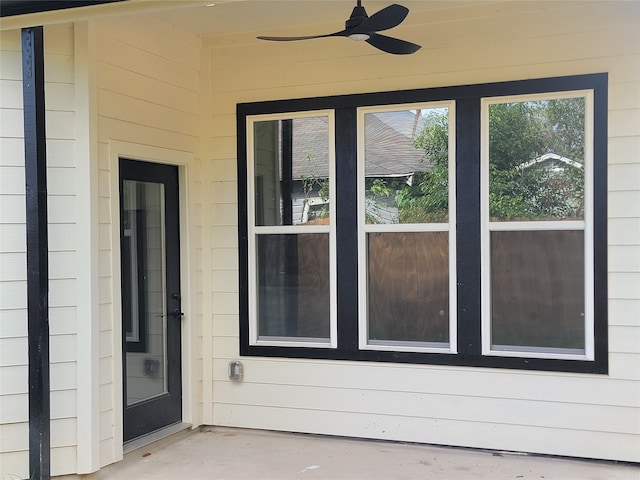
[352,4,408,34]
[257,30,348,41]
[366,33,421,54]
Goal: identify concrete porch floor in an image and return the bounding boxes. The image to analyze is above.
[93,427,639,480]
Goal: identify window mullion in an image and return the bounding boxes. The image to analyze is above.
[455,97,482,357]
[335,107,359,352]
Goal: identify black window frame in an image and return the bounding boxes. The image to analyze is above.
[237,73,608,374]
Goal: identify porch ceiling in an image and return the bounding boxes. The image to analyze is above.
[1,0,493,37]
[149,1,486,38]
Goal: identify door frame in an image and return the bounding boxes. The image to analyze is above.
[109,141,194,457]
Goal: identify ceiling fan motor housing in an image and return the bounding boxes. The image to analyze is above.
[346,4,368,29]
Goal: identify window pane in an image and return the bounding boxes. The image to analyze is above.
[254,117,330,226]
[489,97,585,221]
[122,180,169,405]
[256,233,330,340]
[368,232,449,344]
[491,230,585,352]
[364,107,448,224]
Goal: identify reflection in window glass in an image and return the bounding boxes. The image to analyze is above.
[368,232,449,345]
[122,180,169,405]
[362,105,453,351]
[254,117,330,226]
[489,97,585,222]
[256,234,330,340]
[364,107,449,224]
[490,230,585,353]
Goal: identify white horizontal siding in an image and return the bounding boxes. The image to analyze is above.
[50,306,77,336]
[40,28,81,476]
[213,382,638,435]
[0,253,25,282]
[0,338,27,366]
[97,62,199,114]
[610,136,640,164]
[1,390,76,425]
[0,23,81,478]
[96,28,198,92]
[206,0,640,463]
[98,89,197,136]
[213,403,640,461]
[93,14,202,470]
[0,308,26,339]
[610,273,640,301]
[0,28,29,480]
[210,342,640,407]
[610,326,640,354]
[610,218,640,246]
[609,165,640,194]
[609,192,640,219]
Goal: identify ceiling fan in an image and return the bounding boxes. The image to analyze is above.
[257,1,421,55]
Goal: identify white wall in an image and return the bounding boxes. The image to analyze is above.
[0,24,82,478]
[0,15,203,476]
[92,15,203,469]
[204,1,640,462]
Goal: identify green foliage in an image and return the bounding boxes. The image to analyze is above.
[368,178,392,198]
[487,98,585,220]
[300,153,330,222]
[364,178,394,224]
[392,98,585,222]
[395,169,448,223]
[395,110,450,223]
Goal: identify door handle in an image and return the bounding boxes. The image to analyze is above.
[171,293,183,319]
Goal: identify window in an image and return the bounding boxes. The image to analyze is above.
[358,103,457,353]
[481,94,594,360]
[237,73,608,373]
[247,112,336,347]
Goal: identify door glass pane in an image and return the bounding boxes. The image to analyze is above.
[256,233,330,340]
[254,116,330,226]
[364,107,449,224]
[123,180,168,406]
[490,230,585,353]
[368,231,449,345]
[488,97,585,222]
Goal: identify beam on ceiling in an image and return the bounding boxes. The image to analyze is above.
[1,0,126,17]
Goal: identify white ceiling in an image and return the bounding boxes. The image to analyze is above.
[0,0,491,36]
[148,1,475,38]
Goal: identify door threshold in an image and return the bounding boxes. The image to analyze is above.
[124,422,192,454]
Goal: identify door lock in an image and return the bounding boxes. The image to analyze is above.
[171,292,183,319]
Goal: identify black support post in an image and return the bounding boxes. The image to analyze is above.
[22,26,51,480]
